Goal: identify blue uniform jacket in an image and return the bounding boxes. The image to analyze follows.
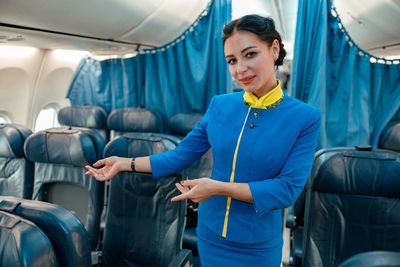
[150,92,321,244]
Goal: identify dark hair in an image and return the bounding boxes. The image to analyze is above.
[222,15,286,66]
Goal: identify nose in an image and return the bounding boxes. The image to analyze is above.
[236,61,248,75]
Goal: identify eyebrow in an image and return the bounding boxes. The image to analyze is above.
[225,46,257,58]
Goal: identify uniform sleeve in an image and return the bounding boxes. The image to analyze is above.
[149,97,216,179]
[248,108,321,216]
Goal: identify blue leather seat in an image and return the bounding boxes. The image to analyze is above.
[169,112,212,181]
[107,108,165,137]
[58,105,109,141]
[0,196,91,267]
[302,147,400,267]
[23,127,105,249]
[59,105,109,246]
[0,210,58,267]
[169,113,204,138]
[286,181,307,267]
[0,123,33,198]
[101,132,191,267]
[169,113,213,261]
[338,251,400,267]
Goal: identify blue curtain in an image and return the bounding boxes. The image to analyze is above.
[67,0,232,119]
[291,0,400,148]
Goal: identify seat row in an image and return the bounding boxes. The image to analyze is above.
[287,118,400,266]
[57,105,211,265]
[0,105,210,266]
[3,104,399,266]
[57,105,204,141]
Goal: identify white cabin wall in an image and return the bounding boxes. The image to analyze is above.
[0,46,45,127]
[28,49,84,129]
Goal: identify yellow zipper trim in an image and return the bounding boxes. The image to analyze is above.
[222,107,251,238]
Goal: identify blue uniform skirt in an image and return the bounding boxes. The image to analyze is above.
[197,227,283,267]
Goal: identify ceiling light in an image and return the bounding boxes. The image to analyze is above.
[53,49,89,61]
[0,45,37,58]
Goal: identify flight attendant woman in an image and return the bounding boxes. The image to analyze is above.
[86,15,321,267]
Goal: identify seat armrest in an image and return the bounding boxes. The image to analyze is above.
[91,250,101,265]
[293,227,304,267]
[286,206,297,229]
[168,249,193,267]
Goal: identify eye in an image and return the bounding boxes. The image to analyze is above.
[245,51,257,58]
[227,58,237,65]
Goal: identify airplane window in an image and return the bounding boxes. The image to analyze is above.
[34,105,60,132]
[0,113,11,123]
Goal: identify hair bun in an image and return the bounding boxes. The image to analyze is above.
[264,17,275,30]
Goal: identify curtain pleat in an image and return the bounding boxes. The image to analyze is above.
[67,0,232,119]
[291,0,400,148]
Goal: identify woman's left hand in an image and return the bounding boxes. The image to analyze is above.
[171,178,218,203]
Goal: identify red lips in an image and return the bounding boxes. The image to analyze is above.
[238,75,256,85]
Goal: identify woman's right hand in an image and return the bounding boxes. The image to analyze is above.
[85,156,131,181]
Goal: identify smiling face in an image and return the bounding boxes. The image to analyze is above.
[224,30,279,98]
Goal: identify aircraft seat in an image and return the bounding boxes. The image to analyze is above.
[302,147,400,267]
[107,108,166,137]
[338,251,400,267]
[0,196,91,267]
[169,112,212,179]
[23,127,105,250]
[0,123,33,198]
[169,112,213,260]
[286,173,310,267]
[0,210,58,267]
[169,113,204,138]
[101,132,191,267]
[58,105,109,141]
[379,120,400,152]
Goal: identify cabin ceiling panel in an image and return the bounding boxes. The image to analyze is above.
[0,26,140,54]
[334,0,400,57]
[0,0,209,48]
[0,0,398,58]
[117,0,209,46]
[0,0,161,39]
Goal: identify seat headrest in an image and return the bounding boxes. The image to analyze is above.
[312,149,400,198]
[107,108,164,133]
[169,113,203,136]
[24,127,105,166]
[379,120,400,152]
[104,132,180,157]
[58,105,107,129]
[0,123,32,158]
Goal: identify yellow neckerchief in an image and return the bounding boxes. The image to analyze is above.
[243,81,284,109]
